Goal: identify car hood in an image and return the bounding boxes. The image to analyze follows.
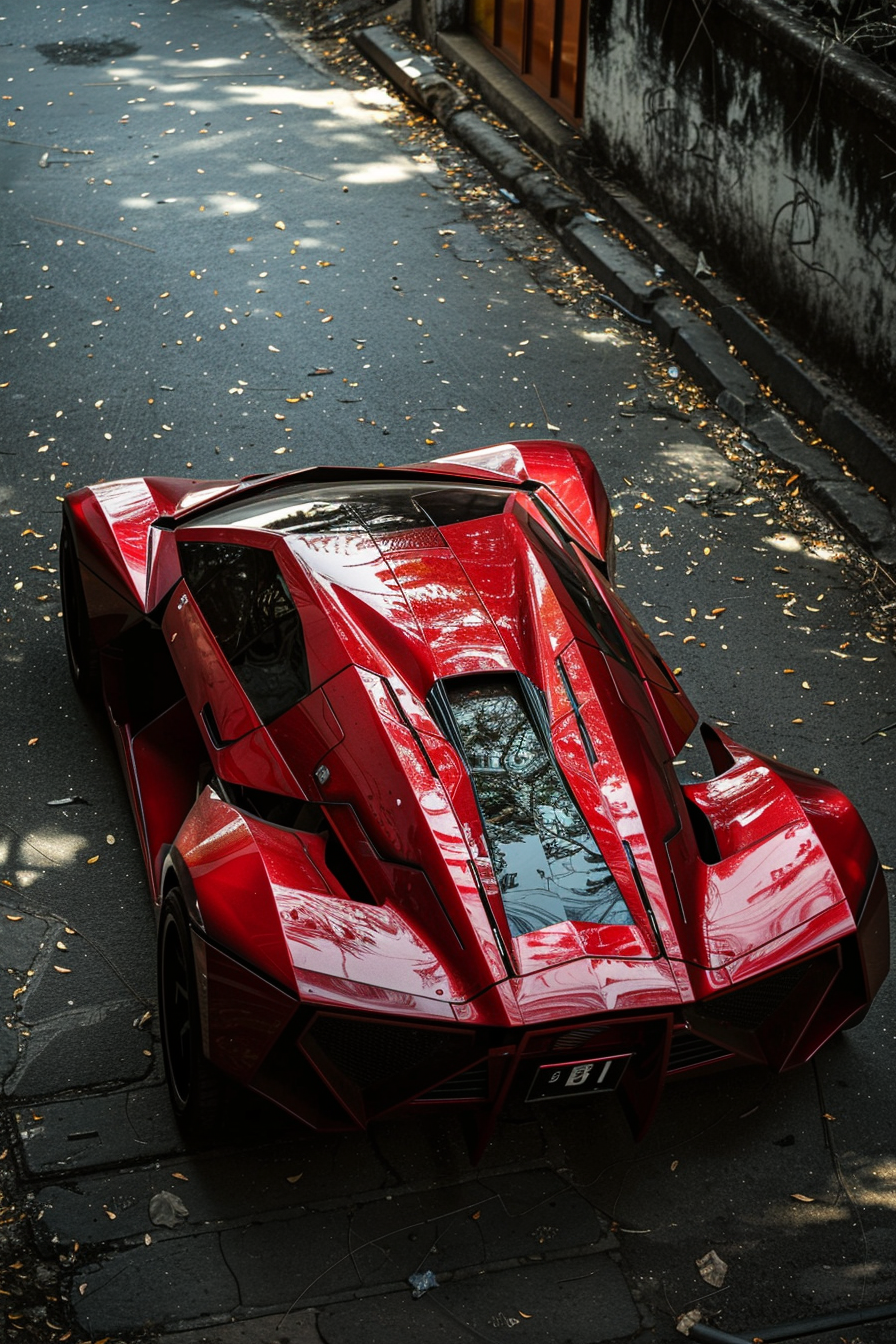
[181,492,844,1021]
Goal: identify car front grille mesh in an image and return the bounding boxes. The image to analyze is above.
[667,1032,732,1071]
[307,1015,463,1089]
[695,960,813,1031]
[417,1062,490,1101]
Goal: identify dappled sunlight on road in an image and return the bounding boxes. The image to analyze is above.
[1,826,90,887]
[577,326,634,347]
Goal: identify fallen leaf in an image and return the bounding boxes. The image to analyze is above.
[286,1174,303,1184]
[87,856,99,865]
[53,966,71,974]
[149,1191,189,1228]
[791,1193,814,1202]
[172,1171,188,1181]
[696,1249,727,1287]
[274,220,285,229]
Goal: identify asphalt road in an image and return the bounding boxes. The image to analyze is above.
[0,0,894,1341]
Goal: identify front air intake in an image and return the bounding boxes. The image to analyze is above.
[696,961,813,1031]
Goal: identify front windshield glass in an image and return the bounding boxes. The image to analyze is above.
[182,480,515,536]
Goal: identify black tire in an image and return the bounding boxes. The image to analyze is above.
[60,517,101,701]
[158,891,223,1138]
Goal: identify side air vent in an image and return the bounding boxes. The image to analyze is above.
[684,796,721,865]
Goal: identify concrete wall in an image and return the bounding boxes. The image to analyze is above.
[582,0,896,420]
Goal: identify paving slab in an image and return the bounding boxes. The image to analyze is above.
[73,1231,240,1336]
[157,1311,322,1343]
[317,1256,642,1343]
[35,1130,389,1247]
[5,998,152,1098]
[220,1167,610,1311]
[15,1084,184,1176]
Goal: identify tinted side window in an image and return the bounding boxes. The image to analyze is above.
[179,541,310,723]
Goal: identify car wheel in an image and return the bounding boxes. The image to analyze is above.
[60,518,101,701]
[158,891,223,1137]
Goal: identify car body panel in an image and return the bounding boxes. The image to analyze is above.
[61,442,889,1148]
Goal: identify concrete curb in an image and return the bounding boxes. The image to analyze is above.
[353,24,896,570]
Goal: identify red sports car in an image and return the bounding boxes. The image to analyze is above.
[60,442,889,1153]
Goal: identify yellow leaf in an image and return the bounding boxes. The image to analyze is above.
[53,966,72,974]
[274,220,285,229]
[6,915,23,922]
[286,1174,303,1183]
[172,1171,188,1181]
[791,1193,814,1202]
[87,856,99,864]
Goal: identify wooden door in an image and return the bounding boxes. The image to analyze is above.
[470,0,586,124]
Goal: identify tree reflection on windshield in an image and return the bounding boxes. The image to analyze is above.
[445,677,632,938]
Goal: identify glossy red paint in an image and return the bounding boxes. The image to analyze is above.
[61,443,889,1149]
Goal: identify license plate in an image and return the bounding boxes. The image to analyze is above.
[526,1054,631,1102]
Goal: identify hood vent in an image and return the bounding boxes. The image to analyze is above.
[429,672,633,940]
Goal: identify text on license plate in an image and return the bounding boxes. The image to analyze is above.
[526,1054,631,1102]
